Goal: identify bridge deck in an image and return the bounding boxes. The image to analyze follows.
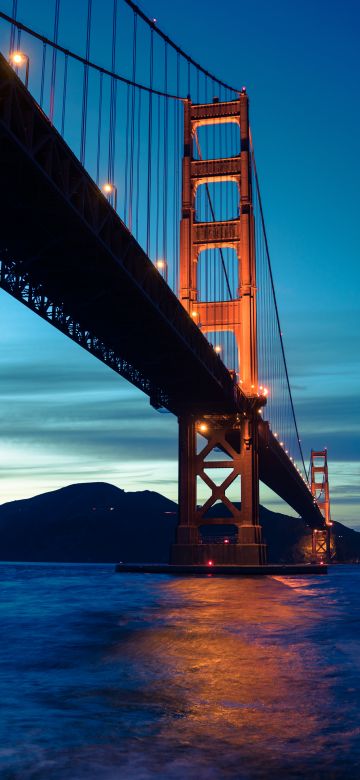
[0,54,242,416]
[0,54,323,526]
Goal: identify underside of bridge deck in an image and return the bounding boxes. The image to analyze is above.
[0,54,324,537]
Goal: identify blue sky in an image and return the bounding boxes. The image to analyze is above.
[0,0,359,526]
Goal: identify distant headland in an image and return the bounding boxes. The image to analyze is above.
[0,482,359,564]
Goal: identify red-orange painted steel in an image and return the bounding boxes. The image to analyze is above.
[173,94,266,565]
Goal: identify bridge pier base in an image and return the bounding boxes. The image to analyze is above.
[312,527,331,564]
[171,413,266,565]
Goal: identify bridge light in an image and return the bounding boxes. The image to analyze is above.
[155,259,166,270]
[191,310,198,318]
[9,50,30,87]
[155,259,168,282]
[199,422,208,433]
[214,345,222,353]
[102,182,118,210]
[274,432,278,437]
[224,538,229,544]
[207,560,213,566]
[285,450,289,454]
[263,387,268,396]
[280,442,284,446]
[11,52,25,65]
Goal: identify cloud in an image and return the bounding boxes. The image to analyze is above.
[0,292,358,525]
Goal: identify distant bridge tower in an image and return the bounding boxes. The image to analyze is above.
[310,449,332,561]
[172,92,266,565]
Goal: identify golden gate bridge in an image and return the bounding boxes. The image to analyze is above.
[0,0,332,567]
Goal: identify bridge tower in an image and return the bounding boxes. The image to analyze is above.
[172,92,266,565]
[310,449,332,561]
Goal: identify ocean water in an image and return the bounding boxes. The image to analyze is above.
[0,564,359,779]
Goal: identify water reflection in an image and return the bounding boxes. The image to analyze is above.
[1,566,360,779]
[106,576,347,778]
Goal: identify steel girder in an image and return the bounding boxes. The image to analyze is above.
[0,53,247,416]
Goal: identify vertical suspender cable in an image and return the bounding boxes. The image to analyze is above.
[61,52,68,137]
[162,42,168,268]
[124,83,131,222]
[128,12,137,233]
[40,42,46,108]
[96,71,103,185]
[80,0,92,165]
[146,28,154,255]
[135,88,141,238]
[155,93,161,262]
[194,132,232,299]
[49,0,61,124]
[108,0,118,190]
[9,0,17,54]
[174,51,180,294]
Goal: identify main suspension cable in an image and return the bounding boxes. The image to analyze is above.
[250,136,308,480]
[123,0,239,95]
[0,10,183,101]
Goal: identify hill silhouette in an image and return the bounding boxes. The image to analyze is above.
[0,482,358,563]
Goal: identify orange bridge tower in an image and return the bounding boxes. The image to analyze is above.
[171,92,266,565]
[311,449,332,562]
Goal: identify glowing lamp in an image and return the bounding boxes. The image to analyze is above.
[11,52,25,65]
[199,423,208,433]
[102,182,118,210]
[9,50,29,87]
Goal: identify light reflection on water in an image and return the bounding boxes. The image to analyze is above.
[0,564,360,779]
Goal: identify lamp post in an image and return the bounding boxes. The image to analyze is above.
[9,51,30,88]
[102,182,118,211]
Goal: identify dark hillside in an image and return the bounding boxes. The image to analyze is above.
[0,483,358,563]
